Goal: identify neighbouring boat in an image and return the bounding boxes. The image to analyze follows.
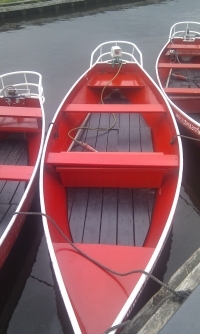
[156,21,200,142]
[0,71,45,268]
[40,41,183,334]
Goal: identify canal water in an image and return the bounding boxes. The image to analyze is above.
[1,0,200,333]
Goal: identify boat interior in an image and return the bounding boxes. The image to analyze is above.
[45,61,179,250]
[158,37,200,120]
[0,79,42,238]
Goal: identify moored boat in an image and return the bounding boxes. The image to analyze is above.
[0,71,45,268]
[40,41,183,334]
[156,21,200,142]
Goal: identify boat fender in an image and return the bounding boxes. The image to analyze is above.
[171,73,188,81]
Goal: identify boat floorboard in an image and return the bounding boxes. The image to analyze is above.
[168,68,200,89]
[67,107,155,247]
[0,134,27,238]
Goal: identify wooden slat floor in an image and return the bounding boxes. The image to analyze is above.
[67,94,155,246]
[0,133,27,238]
[168,68,200,89]
[168,68,200,122]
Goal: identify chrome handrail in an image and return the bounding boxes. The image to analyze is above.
[90,41,143,68]
[169,21,200,42]
[0,71,44,103]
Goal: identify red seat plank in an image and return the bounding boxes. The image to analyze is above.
[64,104,166,113]
[164,87,200,95]
[46,152,178,168]
[167,43,200,50]
[0,106,42,118]
[0,165,34,181]
[158,63,200,69]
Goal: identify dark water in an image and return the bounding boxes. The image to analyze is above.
[1,0,200,333]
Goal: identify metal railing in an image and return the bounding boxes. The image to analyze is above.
[0,71,44,103]
[169,21,200,42]
[90,41,143,68]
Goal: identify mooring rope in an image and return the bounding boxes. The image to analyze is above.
[171,133,200,144]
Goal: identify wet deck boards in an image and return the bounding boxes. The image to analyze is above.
[67,111,155,247]
[0,134,27,238]
[167,68,200,122]
[168,68,200,89]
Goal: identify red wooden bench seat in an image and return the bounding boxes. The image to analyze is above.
[164,87,200,95]
[0,106,42,132]
[0,106,42,118]
[158,63,200,69]
[87,72,145,88]
[64,103,166,113]
[167,43,200,50]
[0,165,34,181]
[46,152,178,188]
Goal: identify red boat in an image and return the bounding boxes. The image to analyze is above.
[156,21,200,141]
[40,41,183,334]
[0,71,45,269]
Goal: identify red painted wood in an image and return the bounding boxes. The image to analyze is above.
[0,117,41,133]
[164,87,200,95]
[0,106,42,118]
[58,167,166,188]
[158,63,200,69]
[64,103,166,113]
[167,43,200,50]
[87,72,145,88]
[0,165,33,181]
[53,242,154,334]
[46,152,178,168]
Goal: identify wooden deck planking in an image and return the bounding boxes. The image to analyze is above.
[117,188,134,246]
[0,204,17,237]
[169,68,200,89]
[107,113,119,152]
[134,189,150,246]
[96,113,110,151]
[118,113,130,152]
[84,113,100,150]
[82,188,103,244]
[68,188,89,243]
[0,135,28,237]
[67,110,155,246]
[130,113,141,152]
[100,188,118,245]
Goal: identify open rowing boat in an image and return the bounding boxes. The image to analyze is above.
[0,71,45,268]
[40,41,183,334]
[156,21,200,142]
